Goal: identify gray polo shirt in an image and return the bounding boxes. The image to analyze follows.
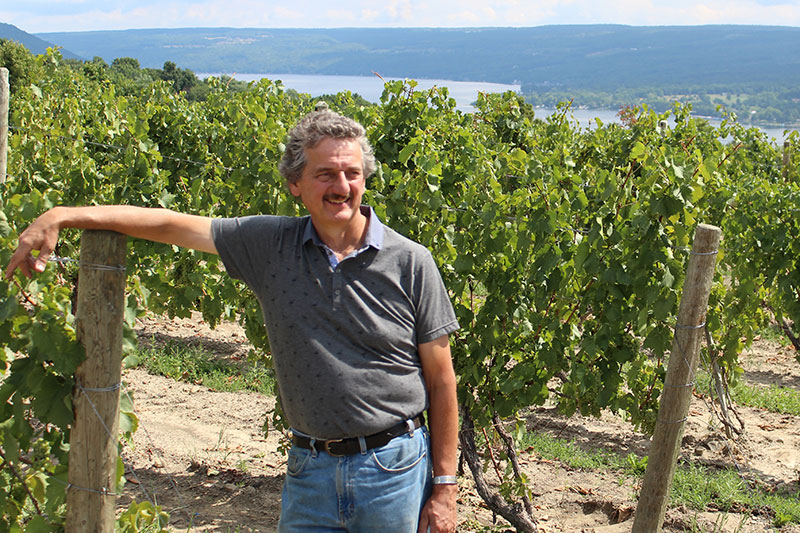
[211,208,459,439]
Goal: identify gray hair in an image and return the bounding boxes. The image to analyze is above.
[278,110,377,184]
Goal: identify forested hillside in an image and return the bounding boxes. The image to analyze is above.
[0,22,80,59]
[29,24,800,125]
[32,25,800,90]
[4,22,800,124]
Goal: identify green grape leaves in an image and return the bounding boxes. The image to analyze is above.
[1,58,798,525]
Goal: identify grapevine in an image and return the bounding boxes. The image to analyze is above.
[1,49,798,528]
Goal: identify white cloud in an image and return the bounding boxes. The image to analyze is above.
[447,6,498,25]
[3,0,800,32]
[360,9,381,23]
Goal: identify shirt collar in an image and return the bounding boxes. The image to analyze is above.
[302,205,384,251]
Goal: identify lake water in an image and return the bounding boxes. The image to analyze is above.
[200,73,795,142]
[550,108,795,143]
[200,72,520,113]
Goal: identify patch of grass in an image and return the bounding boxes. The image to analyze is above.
[518,429,800,526]
[518,430,628,471]
[125,341,274,395]
[672,463,749,510]
[672,462,800,526]
[685,511,751,533]
[729,382,800,416]
[696,371,800,416]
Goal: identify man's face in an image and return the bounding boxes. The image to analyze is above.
[288,137,366,233]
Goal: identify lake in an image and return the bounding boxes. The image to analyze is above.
[552,108,795,143]
[199,72,520,113]
[200,73,795,141]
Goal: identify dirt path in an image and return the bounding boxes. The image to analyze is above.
[120,315,800,532]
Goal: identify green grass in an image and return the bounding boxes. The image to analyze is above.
[125,341,274,395]
[696,371,800,416]
[673,463,800,526]
[519,429,632,471]
[730,382,800,416]
[517,429,800,527]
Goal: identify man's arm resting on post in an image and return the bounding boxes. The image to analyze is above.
[5,205,217,279]
[418,334,459,533]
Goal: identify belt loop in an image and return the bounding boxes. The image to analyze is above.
[406,419,415,437]
[309,437,318,458]
[358,436,367,455]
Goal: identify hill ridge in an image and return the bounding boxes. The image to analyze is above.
[30,25,800,91]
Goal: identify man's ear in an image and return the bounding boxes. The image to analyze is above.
[287,180,301,197]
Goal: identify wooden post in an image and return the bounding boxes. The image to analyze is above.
[0,67,8,184]
[66,230,127,533]
[632,223,721,533]
[783,140,791,181]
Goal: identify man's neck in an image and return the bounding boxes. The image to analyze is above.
[311,209,369,259]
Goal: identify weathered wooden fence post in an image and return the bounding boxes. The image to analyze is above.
[632,223,722,533]
[0,67,9,184]
[66,230,127,533]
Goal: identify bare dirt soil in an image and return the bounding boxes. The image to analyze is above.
[119,313,800,532]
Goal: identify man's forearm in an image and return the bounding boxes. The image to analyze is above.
[46,206,217,252]
[427,372,459,479]
[418,335,459,532]
[6,205,216,279]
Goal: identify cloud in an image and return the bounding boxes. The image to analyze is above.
[447,6,498,25]
[4,0,800,32]
[360,9,381,23]
[385,0,414,23]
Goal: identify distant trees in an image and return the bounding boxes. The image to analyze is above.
[0,41,278,105]
[157,61,197,94]
[0,38,41,94]
[110,57,149,82]
[69,55,212,101]
[523,84,800,126]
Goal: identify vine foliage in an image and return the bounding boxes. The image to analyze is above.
[1,51,798,528]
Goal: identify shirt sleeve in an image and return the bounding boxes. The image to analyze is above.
[413,249,460,345]
[211,215,288,289]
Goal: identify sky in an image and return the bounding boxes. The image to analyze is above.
[3,0,800,34]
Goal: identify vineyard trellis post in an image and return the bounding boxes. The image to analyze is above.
[1,67,8,184]
[632,223,722,533]
[65,230,127,532]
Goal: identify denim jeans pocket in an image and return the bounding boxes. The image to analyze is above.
[371,430,428,473]
[286,447,312,477]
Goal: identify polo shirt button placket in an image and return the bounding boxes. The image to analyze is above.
[332,268,343,310]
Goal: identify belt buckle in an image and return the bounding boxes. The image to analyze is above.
[323,439,344,456]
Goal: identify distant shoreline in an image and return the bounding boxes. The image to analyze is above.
[198,72,521,113]
[200,72,797,140]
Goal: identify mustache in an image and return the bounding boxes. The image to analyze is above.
[324,193,351,202]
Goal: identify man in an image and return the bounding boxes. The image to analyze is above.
[6,110,460,532]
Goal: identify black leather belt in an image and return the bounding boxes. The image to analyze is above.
[292,415,425,457]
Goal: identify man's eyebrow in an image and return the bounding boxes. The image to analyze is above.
[313,164,363,173]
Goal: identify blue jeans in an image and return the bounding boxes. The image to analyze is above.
[278,426,432,532]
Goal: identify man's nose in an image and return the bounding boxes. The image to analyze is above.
[330,172,349,193]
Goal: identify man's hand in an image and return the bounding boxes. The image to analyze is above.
[419,484,458,532]
[5,208,62,279]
